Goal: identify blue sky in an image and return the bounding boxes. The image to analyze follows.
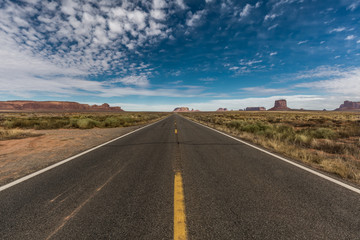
[0,0,360,111]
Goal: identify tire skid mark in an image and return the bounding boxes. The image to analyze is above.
[46,162,129,240]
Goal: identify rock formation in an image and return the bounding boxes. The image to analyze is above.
[173,107,199,112]
[0,101,123,112]
[269,99,291,111]
[245,107,266,111]
[173,107,190,112]
[216,108,228,112]
[335,101,360,111]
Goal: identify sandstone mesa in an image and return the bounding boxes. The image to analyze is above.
[0,101,123,112]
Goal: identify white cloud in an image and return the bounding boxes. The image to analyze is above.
[297,40,308,45]
[329,27,346,33]
[255,2,262,8]
[347,1,360,11]
[111,75,150,87]
[268,24,278,30]
[175,0,187,9]
[270,52,278,56]
[153,0,167,9]
[345,35,355,40]
[186,10,206,27]
[240,4,253,18]
[264,13,277,21]
[294,66,345,80]
[294,68,360,96]
[240,59,263,66]
[61,0,78,15]
[151,9,166,20]
[108,20,124,34]
[0,0,177,81]
[241,87,290,94]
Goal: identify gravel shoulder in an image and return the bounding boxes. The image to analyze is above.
[0,125,144,186]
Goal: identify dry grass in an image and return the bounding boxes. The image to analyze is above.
[181,111,360,185]
[0,128,42,141]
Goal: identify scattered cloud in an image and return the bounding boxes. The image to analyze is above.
[240,4,253,18]
[329,27,346,33]
[347,1,360,11]
[293,66,360,97]
[270,52,278,56]
[264,14,278,21]
[268,24,279,30]
[294,67,360,96]
[186,10,206,27]
[241,86,290,94]
[293,66,347,80]
[345,35,356,40]
[111,75,150,88]
[240,59,263,66]
[175,0,187,10]
[298,40,308,45]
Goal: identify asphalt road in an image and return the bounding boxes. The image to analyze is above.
[0,114,359,239]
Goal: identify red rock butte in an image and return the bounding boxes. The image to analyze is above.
[335,100,360,111]
[269,99,291,111]
[0,101,123,112]
[245,107,266,111]
[216,108,228,112]
[173,107,199,112]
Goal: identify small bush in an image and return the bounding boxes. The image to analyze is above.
[76,118,99,129]
[310,128,337,139]
[103,117,122,127]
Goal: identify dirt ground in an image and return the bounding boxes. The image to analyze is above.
[0,125,143,186]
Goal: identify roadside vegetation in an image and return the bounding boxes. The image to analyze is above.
[0,112,169,140]
[0,128,42,141]
[181,111,360,184]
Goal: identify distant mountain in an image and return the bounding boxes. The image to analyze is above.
[245,107,266,111]
[0,101,123,112]
[173,107,199,112]
[335,101,360,111]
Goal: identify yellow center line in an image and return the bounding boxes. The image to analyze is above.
[174,171,187,240]
[175,129,178,134]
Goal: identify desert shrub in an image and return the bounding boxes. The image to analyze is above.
[76,118,99,129]
[227,120,243,129]
[310,128,337,139]
[294,134,313,146]
[103,117,122,127]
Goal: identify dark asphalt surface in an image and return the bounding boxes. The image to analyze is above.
[0,114,359,239]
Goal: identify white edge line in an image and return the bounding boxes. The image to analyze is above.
[0,116,169,192]
[182,116,360,195]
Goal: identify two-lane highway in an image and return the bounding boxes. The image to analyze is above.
[0,114,359,239]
